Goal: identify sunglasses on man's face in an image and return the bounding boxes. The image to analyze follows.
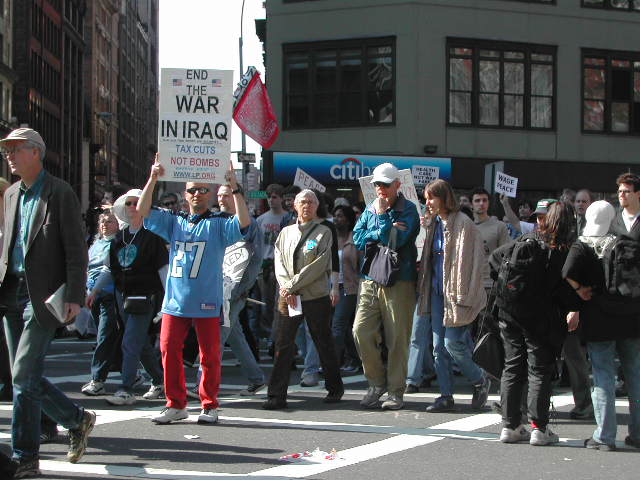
[162,201,177,207]
[125,201,138,207]
[186,187,210,195]
[374,181,392,188]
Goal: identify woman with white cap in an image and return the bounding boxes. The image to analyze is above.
[88,189,168,406]
[563,200,640,451]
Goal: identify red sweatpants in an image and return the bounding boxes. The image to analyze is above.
[159,314,221,410]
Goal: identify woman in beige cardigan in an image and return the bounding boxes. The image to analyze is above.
[417,179,489,413]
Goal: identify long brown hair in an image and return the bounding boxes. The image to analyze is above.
[425,179,459,214]
[538,201,576,250]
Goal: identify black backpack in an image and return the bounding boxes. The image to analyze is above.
[602,235,640,299]
[495,233,551,318]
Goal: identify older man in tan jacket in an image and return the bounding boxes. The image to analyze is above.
[262,189,344,410]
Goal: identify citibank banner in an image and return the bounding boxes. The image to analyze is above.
[273,152,452,186]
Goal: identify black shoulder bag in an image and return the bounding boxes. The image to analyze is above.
[361,227,399,287]
[472,281,504,381]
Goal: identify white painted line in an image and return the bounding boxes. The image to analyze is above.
[1,392,614,480]
[250,394,577,478]
[39,460,286,479]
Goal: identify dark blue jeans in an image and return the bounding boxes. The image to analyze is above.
[0,276,84,461]
[115,291,163,391]
[331,286,358,366]
[90,294,119,382]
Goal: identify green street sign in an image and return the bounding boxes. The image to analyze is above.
[248,190,267,199]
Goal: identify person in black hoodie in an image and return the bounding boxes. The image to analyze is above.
[492,201,581,446]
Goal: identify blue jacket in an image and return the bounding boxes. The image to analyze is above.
[353,193,420,282]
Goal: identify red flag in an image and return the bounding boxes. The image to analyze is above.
[233,70,280,149]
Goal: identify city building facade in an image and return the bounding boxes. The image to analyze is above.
[263,0,640,201]
[116,0,158,192]
[0,0,17,179]
[12,0,86,196]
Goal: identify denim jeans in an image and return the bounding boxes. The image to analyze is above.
[300,321,321,377]
[407,305,435,386]
[115,291,163,390]
[587,338,640,446]
[221,296,265,385]
[331,286,358,366]
[90,294,119,382]
[431,291,484,397]
[0,275,84,461]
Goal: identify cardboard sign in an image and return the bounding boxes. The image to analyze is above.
[358,169,425,256]
[222,240,253,327]
[293,168,326,193]
[411,165,439,186]
[157,68,233,184]
[494,171,518,198]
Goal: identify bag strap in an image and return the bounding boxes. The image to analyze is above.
[388,227,398,250]
[293,223,320,274]
[476,279,499,341]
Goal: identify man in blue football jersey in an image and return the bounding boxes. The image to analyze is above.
[137,155,250,425]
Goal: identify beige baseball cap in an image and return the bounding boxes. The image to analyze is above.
[0,128,46,151]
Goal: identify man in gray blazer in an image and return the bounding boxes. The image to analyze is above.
[0,128,95,478]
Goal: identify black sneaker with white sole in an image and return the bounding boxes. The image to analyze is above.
[239,383,265,396]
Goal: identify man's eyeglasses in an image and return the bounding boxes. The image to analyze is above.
[186,187,210,195]
[618,189,634,195]
[1,145,34,158]
[125,201,138,207]
[162,201,177,207]
[374,181,392,188]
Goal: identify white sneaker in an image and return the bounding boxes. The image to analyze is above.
[530,427,559,446]
[106,390,136,406]
[142,385,164,400]
[197,408,219,424]
[151,407,189,424]
[81,380,105,396]
[500,424,531,443]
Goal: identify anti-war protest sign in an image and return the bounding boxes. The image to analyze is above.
[157,68,233,183]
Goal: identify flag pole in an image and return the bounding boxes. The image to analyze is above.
[239,0,248,192]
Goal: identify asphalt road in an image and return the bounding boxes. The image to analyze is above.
[1,336,638,480]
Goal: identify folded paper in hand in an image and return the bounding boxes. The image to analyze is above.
[287,295,303,317]
[45,283,69,324]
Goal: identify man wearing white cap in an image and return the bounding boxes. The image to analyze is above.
[353,162,420,410]
[0,128,95,476]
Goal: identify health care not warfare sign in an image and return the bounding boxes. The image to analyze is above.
[158,68,233,183]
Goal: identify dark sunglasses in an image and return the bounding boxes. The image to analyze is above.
[162,201,177,207]
[374,181,391,188]
[125,201,138,207]
[186,187,210,195]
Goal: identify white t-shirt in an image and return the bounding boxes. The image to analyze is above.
[623,211,640,233]
[256,210,288,260]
